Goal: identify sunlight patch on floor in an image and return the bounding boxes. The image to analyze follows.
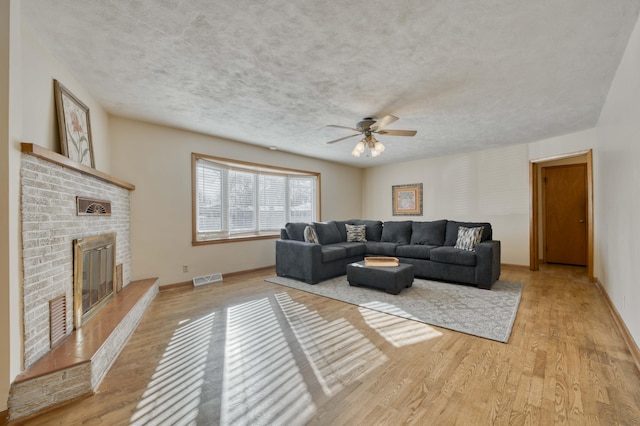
[275,292,388,397]
[358,306,442,347]
[222,297,316,426]
[130,312,215,425]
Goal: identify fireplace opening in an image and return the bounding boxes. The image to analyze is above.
[73,233,116,328]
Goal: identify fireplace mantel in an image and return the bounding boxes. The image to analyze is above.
[21,142,135,190]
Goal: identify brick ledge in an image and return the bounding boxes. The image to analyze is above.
[8,278,158,421]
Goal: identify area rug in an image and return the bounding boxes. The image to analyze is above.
[265,275,523,343]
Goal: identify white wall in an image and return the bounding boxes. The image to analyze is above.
[1,0,23,413]
[109,117,363,285]
[363,144,530,265]
[528,128,597,162]
[21,26,111,172]
[595,12,640,347]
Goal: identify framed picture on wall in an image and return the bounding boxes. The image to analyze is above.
[392,183,423,216]
[54,79,95,168]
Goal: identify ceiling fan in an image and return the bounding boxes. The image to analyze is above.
[325,115,417,157]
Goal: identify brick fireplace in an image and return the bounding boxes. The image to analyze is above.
[9,144,158,421]
[20,150,131,367]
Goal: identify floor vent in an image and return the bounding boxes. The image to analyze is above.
[193,273,223,286]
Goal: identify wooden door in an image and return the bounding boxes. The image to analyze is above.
[543,164,587,266]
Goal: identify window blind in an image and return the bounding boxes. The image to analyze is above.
[259,174,286,231]
[194,156,317,242]
[196,161,224,233]
[289,177,315,223]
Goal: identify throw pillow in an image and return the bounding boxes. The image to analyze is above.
[304,225,319,244]
[350,220,383,242]
[454,226,484,251]
[445,221,492,246]
[345,224,367,242]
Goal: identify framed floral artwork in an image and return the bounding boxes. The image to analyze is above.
[54,80,95,168]
[392,183,423,216]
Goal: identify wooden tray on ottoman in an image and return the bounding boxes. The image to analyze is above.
[364,256,399,267]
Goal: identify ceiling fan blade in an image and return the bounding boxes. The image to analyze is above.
[376,129,417,137]
[326,133,361,144]
[326,124,360,132]
[371,115,399,131]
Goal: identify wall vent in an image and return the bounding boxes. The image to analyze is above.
[193,273,223,286]
[76,197,112,216]
[49,295,67,348]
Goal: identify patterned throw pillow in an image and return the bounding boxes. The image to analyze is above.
[454,226,484,251]
[345,224,367,242]
[304,225,319,244]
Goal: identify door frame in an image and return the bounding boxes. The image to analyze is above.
[529,149,594,281]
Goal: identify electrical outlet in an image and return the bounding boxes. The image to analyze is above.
[182,265,188,273]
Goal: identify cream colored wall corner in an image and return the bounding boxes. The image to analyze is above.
[1,0,23,412]
[109,116,363,286]
[595,11,640,349]
[20,25,111,173]
[362,144,531,266]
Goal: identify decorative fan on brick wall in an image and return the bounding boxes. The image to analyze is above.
[76,197,111,216]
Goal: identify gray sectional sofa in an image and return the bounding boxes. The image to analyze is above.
[275,219,501,289]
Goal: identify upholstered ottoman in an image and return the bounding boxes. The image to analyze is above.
[346,261,414,295]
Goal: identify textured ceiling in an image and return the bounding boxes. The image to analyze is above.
[21,0,640,167]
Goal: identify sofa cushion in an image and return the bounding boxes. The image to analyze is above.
[314,221,343,245]
[454,226,484,251]
[334,220,352,241]
[345,224,367,242]
[333,242,366,257]
[304,226,319,244]
[396,244,438,260]
[381,221,413,244]
[285,222,310,241]
[410,220,447,246]
[444,221,492,246]
[364,241,399,256]
[430,246,477,266]
[321,245,347,262]
[350,220,383,242]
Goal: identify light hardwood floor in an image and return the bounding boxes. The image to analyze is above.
[13,265,640,425]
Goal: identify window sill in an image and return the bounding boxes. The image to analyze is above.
[192,234,280,245]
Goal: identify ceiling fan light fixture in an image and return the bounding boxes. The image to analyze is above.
[352,140,365,157]
[326,115,415,159]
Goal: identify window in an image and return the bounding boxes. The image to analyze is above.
[192,153,319,244]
